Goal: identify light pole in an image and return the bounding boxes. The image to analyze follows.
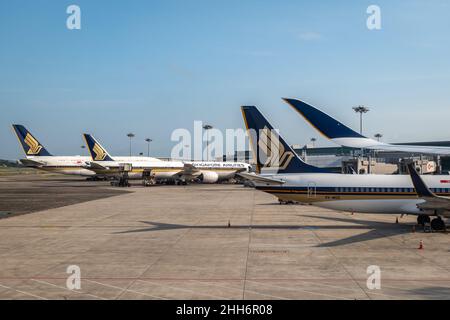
[127,133,135,156]
[352,105,370,135]
[203,124,213,161]
[145,138,152,157]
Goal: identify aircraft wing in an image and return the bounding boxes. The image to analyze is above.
[238,172,285,185]
[181,163,200,174]
[406,163,450,213]
[284,98,450,155]
[18,158,46,167]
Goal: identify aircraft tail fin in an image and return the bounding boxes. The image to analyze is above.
[406,163,435,198]
[83,134,114,161]
[241,106,329,174]
[283,98,365,139]
[12,124,52,157]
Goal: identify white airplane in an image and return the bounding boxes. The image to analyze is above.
[239,106,450,231]
[12,124,95,177]
[83,134,251,184]
[184,161,251,183]
[12,124,165,178]
[283,98,450,155]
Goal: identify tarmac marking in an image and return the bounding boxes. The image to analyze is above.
[191,280,245,298]
[0,283,48,300]
[305,219,372,300]
[242,190,256,300]
[294,279,403,299]
[114,219,201,299]
[84,279,168,300]
[136,279,230,300]
[31,279,107,300]
[240,288,290,300]
[246,280,353,300]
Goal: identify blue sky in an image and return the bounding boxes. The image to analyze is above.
[1,0,450,160]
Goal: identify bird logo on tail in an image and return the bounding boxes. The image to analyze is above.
[24,133,43,155]
[92,143,107,161]
[258,126,294,170]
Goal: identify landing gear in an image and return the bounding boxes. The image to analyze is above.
[142,176,156,187]
[431,217,446,231]
[417,214,430,226]
[110,173,130,187]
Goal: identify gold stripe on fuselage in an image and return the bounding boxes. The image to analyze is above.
[258,188,443,203]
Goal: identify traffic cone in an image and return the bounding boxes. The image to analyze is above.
[418,240,423,250]
[395,217,398,224]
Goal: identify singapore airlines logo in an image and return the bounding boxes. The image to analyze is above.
[258,127,294,170]
[24,133,42,155]
[92,143,107,161]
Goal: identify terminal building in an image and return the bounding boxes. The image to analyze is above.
[222,141,450,175]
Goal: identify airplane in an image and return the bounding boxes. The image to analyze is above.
[283,98,450,155]
[239,105,450,231]
[12,124,95,177]
[12,124,169,178]
[83,134,251,185]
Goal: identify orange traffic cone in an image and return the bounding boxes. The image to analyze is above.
[418,240,424,250]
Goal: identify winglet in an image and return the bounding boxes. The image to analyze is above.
[406,163,435,198]
[83,134,114,161]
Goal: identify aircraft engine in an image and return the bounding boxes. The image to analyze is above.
[200,171,219,184]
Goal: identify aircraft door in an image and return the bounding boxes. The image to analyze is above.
[307,182,317,199]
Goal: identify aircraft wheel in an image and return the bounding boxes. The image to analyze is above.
[431,217,446,231]
[417,214,430,226]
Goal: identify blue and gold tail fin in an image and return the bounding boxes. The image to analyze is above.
[241,106,328,174]
[12,124,52,157]
[83,134,114,161]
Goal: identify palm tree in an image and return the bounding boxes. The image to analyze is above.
[352,105,370,134]
[203,124,213,161]
[145,138,152,157]
[310,137,317,147]
[374,133,383,142]
[127,133,135,156]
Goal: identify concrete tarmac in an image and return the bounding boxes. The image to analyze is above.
[0,175,449,300]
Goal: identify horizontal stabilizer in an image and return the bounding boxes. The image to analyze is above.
[238,172,285,185]
[18,158,46,167]
[84,161,109,170]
